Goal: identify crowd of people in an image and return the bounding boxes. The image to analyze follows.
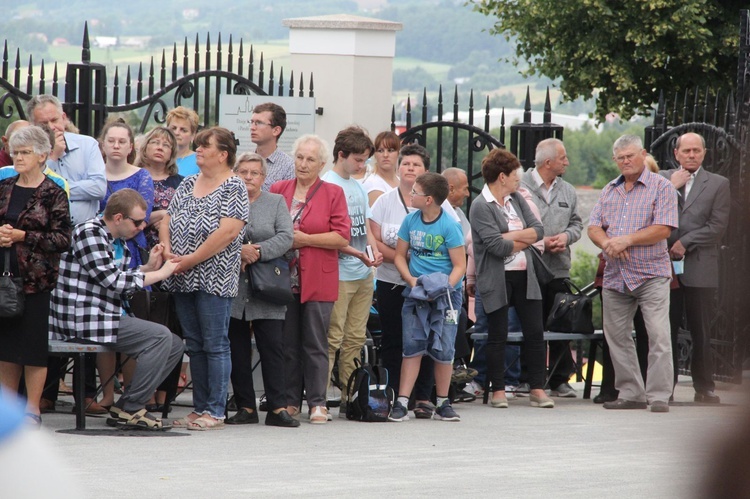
[0,94,729,431]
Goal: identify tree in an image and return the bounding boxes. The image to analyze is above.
[471,0,744,121]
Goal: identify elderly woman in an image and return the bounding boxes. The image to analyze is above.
[161,127,249,431]
[470,148,555,409]
[270,135,350,424]
[167,106,200,177]
[136,126,182,251]
[0,125,71,427]
[363,131,400,206]
[226,153,297,427]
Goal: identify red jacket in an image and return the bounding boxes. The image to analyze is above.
[271,177,350,303]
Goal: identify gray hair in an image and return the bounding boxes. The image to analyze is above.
[292,134,330,165]
[26,94,63,124]
[234,152,267,176]
[442,167,467,184]
[9,125,52,157]
[612,135,643,155]
[534,138,564,167]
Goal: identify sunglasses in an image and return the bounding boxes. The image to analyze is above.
[125,215,147,227]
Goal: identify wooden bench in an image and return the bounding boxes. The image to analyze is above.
[48,340,117,431]
[469,330,605,403]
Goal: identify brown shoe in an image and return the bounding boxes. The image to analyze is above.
[40,398,56,414]
[80,398,109,415]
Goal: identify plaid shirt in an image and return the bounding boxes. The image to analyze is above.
[589,168,678,292]
[49,218,144,343]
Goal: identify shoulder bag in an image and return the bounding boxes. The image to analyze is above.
[0,249,25,318]
[248,256,294,305]
[545,279,594,334]
[527,246,555,286]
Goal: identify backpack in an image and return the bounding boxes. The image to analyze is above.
[345,358,393,422]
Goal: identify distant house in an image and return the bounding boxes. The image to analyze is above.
[52,38,69,47]
[120,37,152,50]
[94,37,118,49]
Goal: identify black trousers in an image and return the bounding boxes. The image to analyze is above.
[487,271,546,392]
[228,317,287,412]
[375,280,434,400]
[671,285,716,392]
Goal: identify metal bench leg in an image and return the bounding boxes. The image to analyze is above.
[583,340,600,399]
[73,353,87,431]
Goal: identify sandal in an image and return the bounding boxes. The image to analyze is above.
[309,406,329,424]
[187,415,225,431]
[25,413,42,429]
[115,408,171,431]
[172,412,201,427]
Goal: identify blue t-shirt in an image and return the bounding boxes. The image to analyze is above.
[176,153,200,176]
[322,170,372,281]
[397,208,464,288]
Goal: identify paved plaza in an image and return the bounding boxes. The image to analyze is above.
[6,375,746,499]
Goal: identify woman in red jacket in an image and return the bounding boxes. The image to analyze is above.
[271,134,350,424]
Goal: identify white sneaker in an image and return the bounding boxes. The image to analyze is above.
[463,380,484,397]
[505,385,518,400]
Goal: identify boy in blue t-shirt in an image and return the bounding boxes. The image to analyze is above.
[392,172,466,422]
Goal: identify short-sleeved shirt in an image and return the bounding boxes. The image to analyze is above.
[322,170,372,281]
[397,208,464,289]
[362,173,396,196]
[372,188,461,285]
[262,148,295,192]
[589,168,678,292]
[162,175,248,297]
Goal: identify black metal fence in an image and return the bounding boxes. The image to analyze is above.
[0,22,313,137]
[392,85,562,214]
[644,9,750,382]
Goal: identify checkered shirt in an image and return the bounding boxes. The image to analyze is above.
[262,148,295,192]
[49,217,144,343]
[589,168,678,292]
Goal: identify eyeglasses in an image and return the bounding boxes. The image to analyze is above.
[147,139,173,150]
[249,120,274,128]
[614,153,638,164]
[10,149,35,158]
[237,170,264,178]
[125,215,147,227]
[410,188,428,197]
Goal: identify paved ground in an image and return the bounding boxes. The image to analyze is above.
[11,375,748,498]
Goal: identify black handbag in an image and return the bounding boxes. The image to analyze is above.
[248,256,294,305]
[545,279,594,334]
[0,249,25,318]
[527,246,555,286]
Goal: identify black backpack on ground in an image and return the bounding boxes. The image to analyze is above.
[345,358,393,422]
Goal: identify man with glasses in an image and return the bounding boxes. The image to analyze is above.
[50,189,184,431]
[26,94,106,226]
[588,135,678,413]
[249,102,295,191]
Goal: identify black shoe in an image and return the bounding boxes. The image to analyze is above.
[694,391,721,404]
[259,394,268,412]
[226,408,259,425]
[602,399,648,410]
[593,392,618,404]
[265,409,301,427]
[227,395,238,412]
[453,390,476,403]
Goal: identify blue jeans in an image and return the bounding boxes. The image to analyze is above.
[173,291,233,419]
[471,291,521,386]
[402,287,463,364]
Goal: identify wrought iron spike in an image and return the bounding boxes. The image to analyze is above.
[524,86,531,123]
[543,87,552,123]
[26,54,33,95]
[406,93,412,130]
[422,88,427,125]
[279,66,284,96]
[391,105,396,131]
[485,95,490,132]
[52,62,58,97]
[160,49,166,90]
[309,72,314,98]
[113,67,119,105]
[82,22,90,63]
[268,61,274,95]
[39,59,46,95]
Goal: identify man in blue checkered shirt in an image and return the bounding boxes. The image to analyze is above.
[50,189,184,430]
[589,134,678,414]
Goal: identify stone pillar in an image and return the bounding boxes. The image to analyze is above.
[283,14,402,151]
